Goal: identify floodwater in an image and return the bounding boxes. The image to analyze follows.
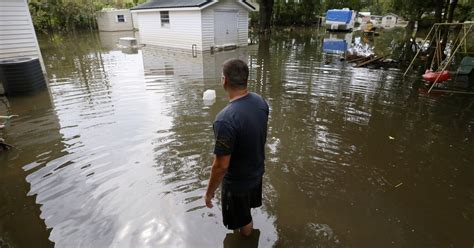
[1,29,473,247]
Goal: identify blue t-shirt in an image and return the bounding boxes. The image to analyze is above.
[213,92,269,191]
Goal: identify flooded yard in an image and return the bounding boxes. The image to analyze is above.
[1,29,473,247]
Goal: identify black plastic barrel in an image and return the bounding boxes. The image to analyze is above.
[0,57,46,96]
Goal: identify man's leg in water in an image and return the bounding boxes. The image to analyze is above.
[239,221,253,236]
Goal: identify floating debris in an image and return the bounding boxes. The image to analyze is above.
[0,115,18,129]
[203,89,216,101]
[306,223,341,245]
[0,115,18,121]
[0,138,14,151]
[348,37,375,57]
[203,89,216,106]
[118,37,138,47]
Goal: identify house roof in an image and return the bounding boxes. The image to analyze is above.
[99,8,130,12]
[131,0,256,11]
[131,0,211,10]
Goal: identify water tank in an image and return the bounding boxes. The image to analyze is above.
[0,57,46,96]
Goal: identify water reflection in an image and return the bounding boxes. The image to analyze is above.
[8,32,278,247]
[140,46,278,247]
[0,29,473,248]
[250,30,473,247]
[223,229,260,248]
[99,31,140,54]
[0,90,60,248]
[323,33,353,54]
[98,31,136,51]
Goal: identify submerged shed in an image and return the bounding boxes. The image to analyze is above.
[97,9,135,32]
[131,0,258,51]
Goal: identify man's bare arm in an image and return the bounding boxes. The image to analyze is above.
[205,155,231,208]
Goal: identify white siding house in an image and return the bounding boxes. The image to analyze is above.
[356,12,371,24]
[381,13,400,29]
[0,0,44,69]
[97,9,134,32]
[131,0,257,51]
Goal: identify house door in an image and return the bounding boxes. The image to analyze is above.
[385,16,394,27]
[214,10,238,46]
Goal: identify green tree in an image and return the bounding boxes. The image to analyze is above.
[392,0,435,22]
[300,0,324,25]
[324,0,365,11]
[259,0,275,33]
[271,0,323,26]
[29,0,146,33]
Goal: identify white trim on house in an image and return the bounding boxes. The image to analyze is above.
[131,0,256,13]
[235,0,257,11]
[131,7,202,13]
[203,1,220,10]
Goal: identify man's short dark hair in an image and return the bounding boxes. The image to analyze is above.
[222,59,249,89]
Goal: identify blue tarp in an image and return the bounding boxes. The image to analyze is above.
[323,40,348,53]
[326,9,353,24]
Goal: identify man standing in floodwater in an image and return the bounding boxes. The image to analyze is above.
[205,59,269,236]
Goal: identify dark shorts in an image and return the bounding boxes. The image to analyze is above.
[221,179,263,230]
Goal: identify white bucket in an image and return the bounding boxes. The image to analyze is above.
[203,89,216,101]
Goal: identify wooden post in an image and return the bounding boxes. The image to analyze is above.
[355,56,385,68]
[403,24,436,77]
[431,89,474,95]
[347,56,371,63]
[464,26,468,53]
[427,24,473,93]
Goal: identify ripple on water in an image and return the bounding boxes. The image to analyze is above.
[7,31,473,248]
[15,46,279,247]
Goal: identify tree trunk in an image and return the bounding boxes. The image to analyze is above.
[259,0,274,33]
[402,21,417,65]
[440,0,458,54]
[434,0,444,23]
[256,34,270,85]
[430,0,458,70]
[446,0,457,23]
[426,1,442,70]
[442,0,450,22]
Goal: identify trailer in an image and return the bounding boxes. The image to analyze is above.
[325,9,356,32]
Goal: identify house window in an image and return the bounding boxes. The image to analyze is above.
[160,11,170,28]
[117,14,125,23]
[386,16,392,20]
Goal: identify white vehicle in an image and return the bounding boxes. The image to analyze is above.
[325,8,356,32]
